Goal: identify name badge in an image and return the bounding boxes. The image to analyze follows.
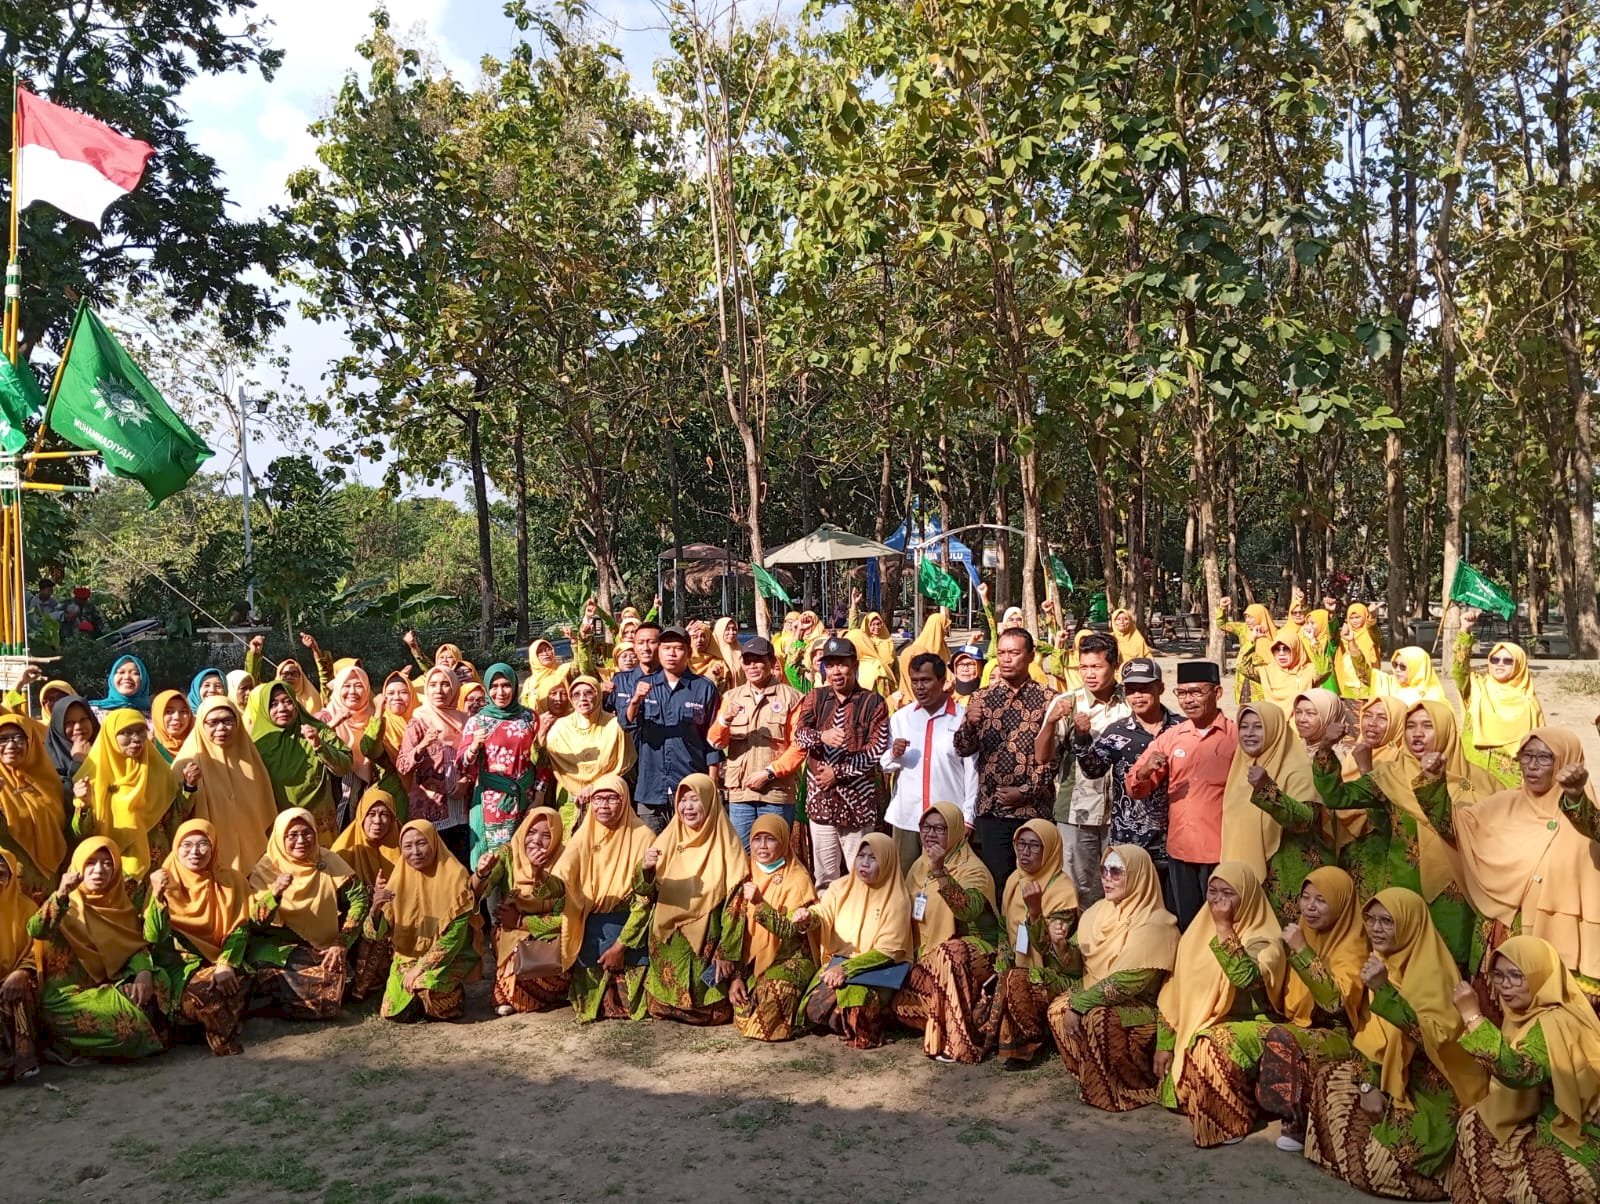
[912,893,928,921]
[1015,921,1031,956]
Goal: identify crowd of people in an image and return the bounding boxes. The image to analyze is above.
[0,586,1595,1203]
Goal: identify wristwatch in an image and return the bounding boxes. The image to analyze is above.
[1357,1081,1374,1096]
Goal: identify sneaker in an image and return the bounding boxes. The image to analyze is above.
[933,1053,957,1064]
[495,1005,515,1017]
[1220,1136,1245,1146]
[1275,1133,1305,1153]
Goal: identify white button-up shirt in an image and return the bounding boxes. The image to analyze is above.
[881,695,979,831]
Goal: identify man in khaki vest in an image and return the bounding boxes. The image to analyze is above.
[709,636,806,848]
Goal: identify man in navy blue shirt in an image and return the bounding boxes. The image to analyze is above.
[622,625,721,833]
[606,621,661,715]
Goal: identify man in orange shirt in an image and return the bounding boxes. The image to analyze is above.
[1126,661,1237,929]
[708,636,806,849]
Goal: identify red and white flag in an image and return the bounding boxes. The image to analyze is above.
[15,89,155,229]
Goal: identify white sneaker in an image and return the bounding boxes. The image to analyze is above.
[495,1004,515,1017]
[1275,1133,1305,1152]
[1220,1136,1245,1146]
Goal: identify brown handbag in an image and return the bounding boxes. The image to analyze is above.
[510,934,564,979]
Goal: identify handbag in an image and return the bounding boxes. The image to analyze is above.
[510,934,565,979]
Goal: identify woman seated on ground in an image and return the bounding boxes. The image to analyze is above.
[145,819,268,1056]
[248,680,351,845]
[366,819,483,1022]
[1305,887,1488,1200]
[991,820,1081,1068]
[729,814,817,1042]
[1155,862,1288,1147]
[330,787,401,1001]
[0,850,41,1081]
[1451,935,1600,1203]
[794,832,912,1050]
[1255,866,1367,1153]
[172,698,278,876]
[27,837,171,1062]
[74,708,180,893]
[150,690,193,765]
[0,714,69,900]
[891,802,999,1064]
[246,808,367,1021]
[555,774,653,1023]
[636,774,746,1026]
[476,806,568,1016]
[1049,845,1179,1111]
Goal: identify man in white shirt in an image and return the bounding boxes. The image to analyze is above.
[1034,632,1130,906]
[881,651,979,871]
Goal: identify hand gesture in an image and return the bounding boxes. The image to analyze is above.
[631,678,653,704]
[1138,751,1168,782]
[371,873,395,912]
[652,593,662,610]
[1282,922,1306,954]
[1220,596,1233,614]
[851,588,862,605]
[641,847,662,875]
[597,941,626,974]
[1360,952,1388,991]
[212,963,238,991]
[925,842,946,876]
[1208,891,1239,930]
[728,976,750,1008]
[126,969,154,1008]
[1340,624,1353,644]
[819,726,847,749]
[1041,598,1054,614]
[249,634,266,654]
[1022,878,1044,920]
[17,665,42,687]
[1073,708,1092,737]
[742,880,763,906]
[1319,715,1347,750]
[495,901,521,931]
[585,598,598,616]
[402,964,423,994]
[1246,765,1272,791]
[791,906,812,932]
[182,760,201,788]
[475,852,499,877]
[402,629,419,650]
[822,963,847,989]
[712,957,736,986]
[57,869,83,896]
[1450,979,1483,1022]
[300,724,321,745]
[72,777,91,808]
[1558,763,1589,793]
[1047,918,1070,946]
[1460,607,1481,630]
[1418,751,1446,780]
[148,869,170,901]
[560,625,574,639]
[810,764,836,790]
[272,872,293,897]
[977,582,990,603]
[299,631,318,650]
[1056,1004,1081,1036]
[890,737,910,759]
[319,944,346,978]
[1153,1049,1173,1079]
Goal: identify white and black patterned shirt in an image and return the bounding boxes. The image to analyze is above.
[1074,709,1183,857]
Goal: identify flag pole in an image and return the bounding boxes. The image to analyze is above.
[5,79,21,366]
[21,304,78,483]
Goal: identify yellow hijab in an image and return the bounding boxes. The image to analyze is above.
[554,773,652,970]
[1465,642,1543,751]
[1353,888,1487,1105]
[899,611,951,684]
[905,802,997,953]
[1157,862,1286,1086]
[59,836,146,983]
[1000,819,1080,969]
[860,612,899,683]
[1110,609,1153,662]
[1076,844,1178,984]
[77,708,178,878]
[811,831,913,963]
[248,808,355,949]
[276,658,323,713]
[1242,603,1275,661]
[376,670,416,763]
[150,690,192,759]
[386,819,480,961]
[508,805,565,912]
[1376,647,1446,707]
[160,818,252,964]
[0,713,68,879]
[1283,866,1368,1028]
[1256,625,1321,713]
[1358,701,1472,902]
[0,849,34,974]
[647,774,747,950]
[1348,695,1408,782]
[1477,935,1600,1146]
[519,641,569,712]
[172,697,278,876]
[1334,603,1381,695]
[744,814,817,977]
[1453,728,1600,978]
[543,681,634,797]
[329,786,400,889]
[1220,703,1317,880]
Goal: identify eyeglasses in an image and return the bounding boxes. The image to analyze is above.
[1518,752,1556,768]
[1014,837,1045,853]
[0,731,26,746]
[1174,687,1214,699]
[1100,865,1126,878]
[1364,915,1396,930]
[1487,655,1515,667]
[1489,968,1525,987]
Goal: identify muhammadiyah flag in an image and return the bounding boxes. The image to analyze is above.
[752,562,792,607]
[1449,560,1515,622]
[918,557,962,610]
[48,302,212,504]
[0,357,47,454]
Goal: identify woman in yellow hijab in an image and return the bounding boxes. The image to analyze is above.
[172,698,278,877]
[1220,703,1322,917]
[75,708,180,885]
[1154,862,1288,1147]
[891,801,1000,1064]
[1452,935,1600,1203]
[1375,646,1447,708]
[1450,612,1544,787]
[794,830,912,1050]
[1305,888,1487,1198]
[1333,602,1382,699]
[541,674,634,833]
[150,690,193,765]
[247,808,366,1021]
[519,639,566,711]
[729,813,817,1042]
[554,773,653,1023]
[636,774,748,1025]
[26,836,170,1060]
[1217,599,1275,703]
[147,818,265,1055]
[992,819,1082,1067]
[332,786,402,1001]
[1110,608,1153,662]
[0,849,40,1080]
[897,610,951,688]
[367,818,483,1022]
[0,713,69,898]
[476,805,569,1015]
[1048,845,1179,1112]
[1252,625,1327,714]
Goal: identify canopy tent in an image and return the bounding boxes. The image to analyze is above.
[764,523,901,565]
[866,515,979,613]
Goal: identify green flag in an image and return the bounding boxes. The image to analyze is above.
[918,557,962,609]
[1449,560,1515,621]
[1049,555,1074,592]
[0,357,46,455]
[48,302,213,504]
[752,562,792,607]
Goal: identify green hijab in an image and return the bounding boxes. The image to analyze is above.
[479,663,530,723]
[246,679,342,810]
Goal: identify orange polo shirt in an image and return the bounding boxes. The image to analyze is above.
[1126,714,1237,864]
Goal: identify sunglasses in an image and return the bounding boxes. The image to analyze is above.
[1487,655,1515,667]
[1099,865,1126,878]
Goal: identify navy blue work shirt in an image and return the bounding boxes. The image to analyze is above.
[621,668,722,809]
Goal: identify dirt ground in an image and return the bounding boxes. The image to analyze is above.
[6,651,1596,1204]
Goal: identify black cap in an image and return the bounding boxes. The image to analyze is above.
[1175,660,1221,684]
[820,636,858,660]
[741,636,775,658]
[658,625,690,646]
[1120,657,1161,686]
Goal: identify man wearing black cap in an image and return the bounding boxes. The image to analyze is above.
[794,634,889,888]
[708,636,805,849]
[1127,660,1236,928]
[624,624,722,833]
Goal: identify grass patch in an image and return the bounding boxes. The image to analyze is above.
[956,1117,1011,1148]
[238,1088,319,1135]
[346,1063,405,1089]
[591,1022,661,1069]
[110,1136,160,1159]
[162,1143,324,1199]
[807,1122,867,1153]
[717,1098,792,1136]
[1560,669,1600,696]
[777,1052,833,1074]
[333,1102,375,1132]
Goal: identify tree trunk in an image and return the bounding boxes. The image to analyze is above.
[1018,442,1042,630]
[1089,438,1121,608]
[513,405,530,645]
[993,443,1011,612]
[465,405,496,649]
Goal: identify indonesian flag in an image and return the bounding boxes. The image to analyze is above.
[15,89,154,229]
